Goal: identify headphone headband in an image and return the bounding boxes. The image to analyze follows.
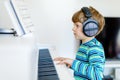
[82,7,92,18]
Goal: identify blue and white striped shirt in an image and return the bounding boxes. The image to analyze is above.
[71,38,105,80]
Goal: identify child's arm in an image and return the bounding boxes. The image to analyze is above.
[71,47,105,80]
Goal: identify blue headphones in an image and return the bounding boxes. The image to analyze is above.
[82,7,99,37]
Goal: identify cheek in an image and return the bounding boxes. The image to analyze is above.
[77,29,83,35]
[76,30,86,38]
[78,31,84,36]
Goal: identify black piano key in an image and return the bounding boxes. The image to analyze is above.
[40,54,51,57]
[39,70,56,74]
[39,59,53,62]
[39,49,51,55]
[38,64,54,68]
[39,75,59,80]
[40,57,51,59]
[38,71,57,77]
[39,61,54,65]
[39,67,56,72]
[39,57,52,60]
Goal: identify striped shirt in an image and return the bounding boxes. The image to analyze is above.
[71,38,105,80]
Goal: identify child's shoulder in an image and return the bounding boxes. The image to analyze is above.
[85,38,102,48]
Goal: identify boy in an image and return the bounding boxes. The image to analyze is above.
[54,6,105,80]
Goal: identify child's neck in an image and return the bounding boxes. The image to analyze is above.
[82,37,95,44]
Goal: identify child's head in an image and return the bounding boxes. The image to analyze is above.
[72,6,105,39]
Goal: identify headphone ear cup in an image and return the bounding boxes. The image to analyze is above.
[83,19,99,37]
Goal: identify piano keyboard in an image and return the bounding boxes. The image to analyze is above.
[38,48,75,80]
[38,49,59,80]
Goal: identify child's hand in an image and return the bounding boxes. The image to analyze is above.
[54,57,74,68]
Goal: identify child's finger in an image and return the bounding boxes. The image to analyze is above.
[56,61,65,65]
[54,57,64,61]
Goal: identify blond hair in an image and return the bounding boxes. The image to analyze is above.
[72,6,105,35]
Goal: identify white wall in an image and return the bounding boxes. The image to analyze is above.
[28,0,120,58]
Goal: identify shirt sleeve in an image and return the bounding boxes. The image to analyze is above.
[71,47,105,80]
